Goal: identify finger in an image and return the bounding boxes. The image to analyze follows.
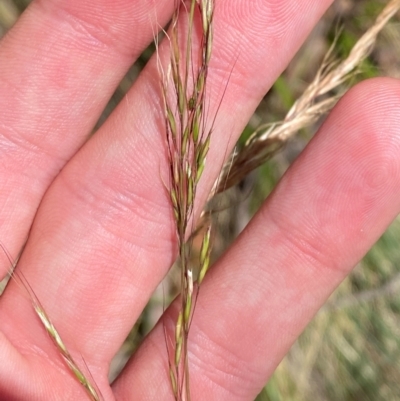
[112,78,400,400]
[0,0,174,277]
[0,0,333,386]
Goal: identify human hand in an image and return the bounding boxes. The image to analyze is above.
[0,1,400,400]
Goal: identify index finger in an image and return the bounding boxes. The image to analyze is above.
[0,0,174,277]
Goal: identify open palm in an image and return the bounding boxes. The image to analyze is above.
[0,1,399,400]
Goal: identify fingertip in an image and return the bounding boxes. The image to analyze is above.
[326,77,400,200]
[338,77,400,129]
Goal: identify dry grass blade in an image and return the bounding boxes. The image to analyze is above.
[159,0,215,400]
[213,0,400,195]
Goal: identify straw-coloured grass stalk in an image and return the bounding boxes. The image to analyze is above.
[213,0,400,196]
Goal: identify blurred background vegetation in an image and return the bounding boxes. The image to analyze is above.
[1,0,400,400]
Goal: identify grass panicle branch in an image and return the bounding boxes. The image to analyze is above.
[32,297,102,401]
[214,0,400,196]
[0,243,102,401]
[159,1,215,400]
